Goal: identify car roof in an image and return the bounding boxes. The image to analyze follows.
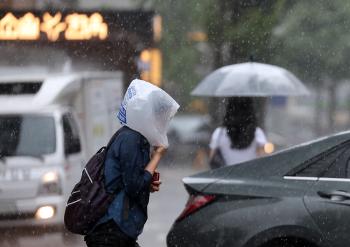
[183,131,350,194]
[194,130,350,180]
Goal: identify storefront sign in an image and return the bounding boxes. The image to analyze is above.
[0,12,108,41]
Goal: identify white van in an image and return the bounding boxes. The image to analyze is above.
[0,71,123,237]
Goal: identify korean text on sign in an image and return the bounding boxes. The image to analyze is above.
[0,12,108,41]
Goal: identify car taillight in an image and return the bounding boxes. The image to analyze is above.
[176,194,216,222]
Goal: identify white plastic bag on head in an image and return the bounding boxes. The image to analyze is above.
[117,79,180,147]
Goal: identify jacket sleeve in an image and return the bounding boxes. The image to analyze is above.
[119,133,152,198]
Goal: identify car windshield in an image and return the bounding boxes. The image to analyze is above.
[0,115,56,157]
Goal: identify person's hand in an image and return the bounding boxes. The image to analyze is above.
[152,146,167,158]
[150,180,162,193]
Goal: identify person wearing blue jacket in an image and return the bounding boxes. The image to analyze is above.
[84,79,179,247]
[84,126,166,247]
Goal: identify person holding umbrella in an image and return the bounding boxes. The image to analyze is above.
[209,97,267,167]
[191,62,309,168]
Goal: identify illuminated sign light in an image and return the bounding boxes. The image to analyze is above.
[153,15,162,42]
[0,12,108,41]
[139,48,162,87]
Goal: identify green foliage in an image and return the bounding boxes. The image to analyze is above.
[273,0,350,82]
[228,2,284,62]
[136,0,286,106]
[199,0,285,64]
[138,0,204,106]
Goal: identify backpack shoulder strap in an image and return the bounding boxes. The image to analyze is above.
[106,126,127,149]
[99,126,127,181]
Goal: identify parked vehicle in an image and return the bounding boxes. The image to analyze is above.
[167,131,350,247]
[0,70,123,240]
[167,114,212,145]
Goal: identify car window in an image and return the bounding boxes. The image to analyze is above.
[346,159,350,179]
[62,114,81,155]
[322,148,350,179]
[287,143,350,178]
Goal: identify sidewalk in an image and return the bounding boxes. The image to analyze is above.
[139,164,202,247]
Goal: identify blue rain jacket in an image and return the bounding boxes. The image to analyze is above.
[97,126,152,239]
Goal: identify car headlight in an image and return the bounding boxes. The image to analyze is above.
[35,206,56,220]
[38,171,62,195]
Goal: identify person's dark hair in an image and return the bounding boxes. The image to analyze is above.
[223,97,257,149]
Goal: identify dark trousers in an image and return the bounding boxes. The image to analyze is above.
[85,220,140,247]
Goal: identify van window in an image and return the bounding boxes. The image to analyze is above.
[62,114,81,155]
[0,115,56,157]
[0,82,42,95]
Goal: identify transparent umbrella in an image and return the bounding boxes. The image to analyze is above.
[191,62,309,97]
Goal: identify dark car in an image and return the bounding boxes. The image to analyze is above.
[167,131,350,247]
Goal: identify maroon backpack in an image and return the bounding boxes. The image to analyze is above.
[64,128,124,235]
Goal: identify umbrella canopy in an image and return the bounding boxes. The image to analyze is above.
[191,62,310,97]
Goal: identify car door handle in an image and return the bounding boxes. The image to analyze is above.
[318,190,350,201]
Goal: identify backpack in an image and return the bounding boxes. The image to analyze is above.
[64,128,124,235]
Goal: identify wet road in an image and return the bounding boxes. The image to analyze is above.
[0,164,202,247]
